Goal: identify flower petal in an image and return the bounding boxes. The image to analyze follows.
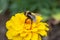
[31,33,38,40]
[12,36,22,40]
[20,32,27,37]
[38,35,42,40]
[31,28,38,32]
[37,22,47,30]
[36,16,42,23]
[6,30,19,39]
[38,30,47,36]
[24,24,31,30]
[24,33,32,40]
[6,20,12,30]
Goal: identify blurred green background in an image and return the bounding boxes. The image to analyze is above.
[0,0,60,20]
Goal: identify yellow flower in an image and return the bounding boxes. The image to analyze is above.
[6,12,49,40]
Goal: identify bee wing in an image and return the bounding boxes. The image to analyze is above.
[28,14,36,22]
[32,13,42,22]
[32,13,41,16]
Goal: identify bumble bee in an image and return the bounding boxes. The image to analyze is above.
[24,11,36,23]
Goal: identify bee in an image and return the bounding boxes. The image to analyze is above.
[24,11,36,23]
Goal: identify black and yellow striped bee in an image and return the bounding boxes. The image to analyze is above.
[24,11,36,23]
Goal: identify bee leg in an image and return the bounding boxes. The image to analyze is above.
[25,18,29,23]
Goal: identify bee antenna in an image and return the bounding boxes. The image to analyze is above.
[24,11,26,15]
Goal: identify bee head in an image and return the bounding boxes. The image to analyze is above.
[24,11,36,22]
[24,11,31,16]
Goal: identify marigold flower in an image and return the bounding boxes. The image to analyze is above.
[6,12,49,40]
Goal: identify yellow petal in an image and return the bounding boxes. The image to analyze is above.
[10,16,24,30]
[15,13,27,23]
[38,30,47,36]
[36,16,42,23]
[44,23,49,31]
[24,24,31,30]
[12,24,24,31]
[37,22,49,31]
[6,20,12,30]
[45,27,49,31]
[31,33,38,40]
[32,23,36,28]
[24,33,32,40]
[12,36,22,40]
[7,13,26,31]
[38,35,42,40]
[6,30,19,39]
[37,22,47,30]
[20,32,27,37]
[31,28,38,32]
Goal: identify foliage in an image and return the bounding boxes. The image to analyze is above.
[0,0,60,20]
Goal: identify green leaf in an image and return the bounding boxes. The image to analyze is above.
[0,0,8,14]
